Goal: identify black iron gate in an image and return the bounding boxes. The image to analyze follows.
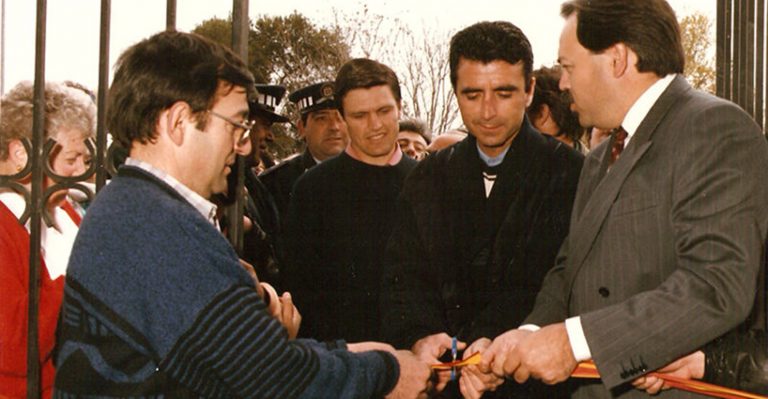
[8,1,250,397]
[717,0,767,128]
[5,0,767,398]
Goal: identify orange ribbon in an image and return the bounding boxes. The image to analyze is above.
[573,361,768,399]
[430,352,482,370]
[429,355,766,398]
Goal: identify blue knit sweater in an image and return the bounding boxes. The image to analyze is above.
[54,166,398,398]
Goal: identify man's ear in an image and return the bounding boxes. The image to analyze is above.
[610,43,630,78]
[161,101,193,146]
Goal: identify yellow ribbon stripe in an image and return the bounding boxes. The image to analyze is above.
[430,352,482,370]
[572,361,768,399]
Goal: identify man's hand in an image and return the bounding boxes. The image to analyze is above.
[243,215,253,233]
[275,291,301,339]
[255,282,301,339]
[411,333,466,392]
[239,258,260,289]
[348,341,396,354]
[459,338,504,399]
[481,328,532,378]
[632,351,705,394]
[260,282,282,317]
[411,333,466,360]
[385,350,432,399]
[504,323,577,385]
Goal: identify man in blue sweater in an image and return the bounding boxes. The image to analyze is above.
[54,30,430,398]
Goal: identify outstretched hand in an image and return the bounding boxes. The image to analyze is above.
[459,338,504,399]
[386,350,432,399]
[632,351,705,394]
[411,333,466,392]
[481,328,532,378]
[503,323,577,385]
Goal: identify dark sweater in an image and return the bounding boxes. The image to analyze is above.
[381,126,582,398]
[283,151,417,343]
[382,123,583,347]
[54,166,398,398]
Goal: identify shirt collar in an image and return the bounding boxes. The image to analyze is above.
[345,144,403,166]
[621,74,675,143]
[477,142,510,167]
[125,157,218,225]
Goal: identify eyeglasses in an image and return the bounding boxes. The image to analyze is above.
[208,110,255,147]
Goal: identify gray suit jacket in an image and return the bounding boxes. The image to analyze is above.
[525,75,768,398]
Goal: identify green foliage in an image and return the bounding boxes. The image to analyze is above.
[680,12,716,93]
[249,12,350,89]
[193,13,351,158]
[192,17,232,47]
[194,12,349,91]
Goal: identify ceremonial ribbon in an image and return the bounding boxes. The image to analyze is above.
[430,355,766,398]
[573,361,768,399]
[430,352,482,370]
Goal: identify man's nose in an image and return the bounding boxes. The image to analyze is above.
[481,96,497,120]
[369,113,384,130]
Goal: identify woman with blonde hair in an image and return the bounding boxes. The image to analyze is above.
[0,81,95,398]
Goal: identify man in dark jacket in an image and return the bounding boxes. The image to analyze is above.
[240,84,290,289]
[259,82,349,219]
[380,21,583,398]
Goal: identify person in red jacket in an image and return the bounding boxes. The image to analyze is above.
[0,80,95,399]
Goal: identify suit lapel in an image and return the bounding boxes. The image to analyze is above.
[566,140,653,285]
[565,75,690,294]
[571,140,611,221]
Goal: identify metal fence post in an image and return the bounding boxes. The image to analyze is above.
[26,1,47,397]
[228,0,249,254]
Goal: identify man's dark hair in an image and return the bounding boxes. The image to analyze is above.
[334,58,401,116]
[107,31,255,149]
[528,65,584,144]
[398,118,432,144]
[561,0,684,76]
[449,21,534,92]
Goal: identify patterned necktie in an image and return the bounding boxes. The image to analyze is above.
[610,127,628,166]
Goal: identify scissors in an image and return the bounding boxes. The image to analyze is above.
[450,336,458,381]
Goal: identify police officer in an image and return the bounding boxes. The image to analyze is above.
[259,81,349,218]
[242,84,290,289]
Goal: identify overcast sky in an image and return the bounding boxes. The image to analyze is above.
[0,0,715,94]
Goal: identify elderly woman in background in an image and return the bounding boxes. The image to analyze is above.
[0,81,96,399]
